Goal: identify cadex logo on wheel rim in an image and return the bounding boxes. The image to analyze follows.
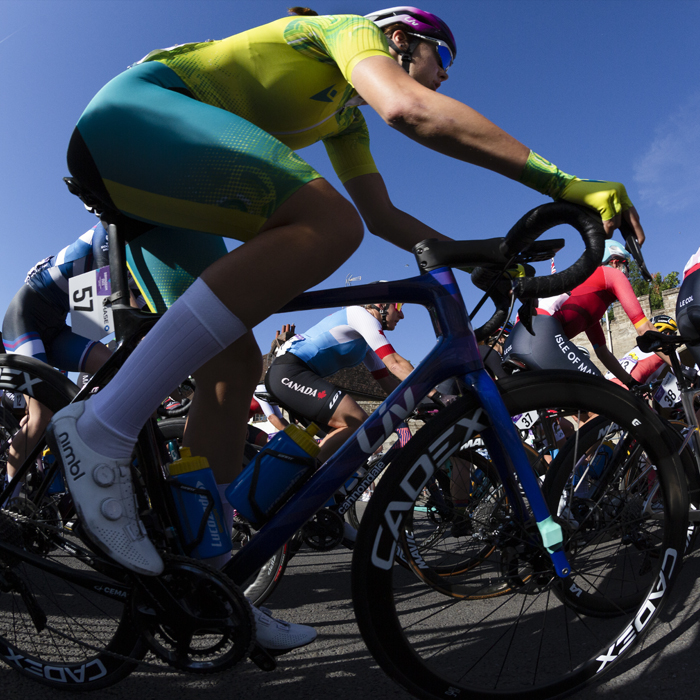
[0,367,43,397]
[370,409,487,570]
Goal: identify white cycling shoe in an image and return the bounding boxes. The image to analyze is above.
[47,402,164,576]
[251,604,317,651]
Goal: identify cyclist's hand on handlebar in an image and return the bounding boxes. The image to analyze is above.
[518,150,645,243]
[560,180,645,244]
[681,365,700,388]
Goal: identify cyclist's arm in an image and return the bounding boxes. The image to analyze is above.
[352,55,527,178]
[382,351,414,382]
[607,269,673,368]
[594,345,636,386]
[351,55,642,238]
[364,347,415,394]
[252,385,290,431]
[344,173,452,251]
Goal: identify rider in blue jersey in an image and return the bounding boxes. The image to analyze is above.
[266,302,413,461]
[2,224,115,498]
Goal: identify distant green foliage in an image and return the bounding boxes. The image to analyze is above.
[628,261,679,310]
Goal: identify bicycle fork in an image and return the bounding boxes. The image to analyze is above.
[464,370,571,577]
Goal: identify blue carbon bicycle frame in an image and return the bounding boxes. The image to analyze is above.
[224,268,571,585]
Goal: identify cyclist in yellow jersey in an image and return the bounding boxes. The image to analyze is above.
[50,6,648,650]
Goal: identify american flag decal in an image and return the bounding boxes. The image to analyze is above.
[396,426,412,447]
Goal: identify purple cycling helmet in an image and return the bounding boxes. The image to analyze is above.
[365,6,457,72]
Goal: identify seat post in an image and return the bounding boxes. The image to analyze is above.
[106,222,130,306]
[105,220,138,345]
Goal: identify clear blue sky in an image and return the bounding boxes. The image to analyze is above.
[1,0,699,368]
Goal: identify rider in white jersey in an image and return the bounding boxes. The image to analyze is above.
[266,302,414,461]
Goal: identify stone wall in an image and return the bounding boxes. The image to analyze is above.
[572,287,679,373]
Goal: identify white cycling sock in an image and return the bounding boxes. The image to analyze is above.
[77,278,247,458]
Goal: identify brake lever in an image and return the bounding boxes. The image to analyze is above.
[621,219,652,282]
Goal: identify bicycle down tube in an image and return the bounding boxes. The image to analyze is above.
[224,268,571,586]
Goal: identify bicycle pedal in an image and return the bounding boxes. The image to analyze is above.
[249,643,277,671]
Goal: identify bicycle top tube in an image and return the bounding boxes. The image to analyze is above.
[227,267,571,583]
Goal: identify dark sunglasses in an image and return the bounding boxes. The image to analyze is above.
[407,32,454,71]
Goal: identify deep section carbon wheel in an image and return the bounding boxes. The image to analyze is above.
[352,371,687,700]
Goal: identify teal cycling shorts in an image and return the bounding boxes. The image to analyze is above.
[69,61,323,311]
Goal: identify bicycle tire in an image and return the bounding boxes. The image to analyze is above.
[352,371,687,700]
[156,417,290,606]
[547,415,700,563]
[0,354,146,690]
[666,420,700,553]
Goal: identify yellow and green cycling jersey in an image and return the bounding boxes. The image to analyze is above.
[141,14,391,183]
[72,14,393,312]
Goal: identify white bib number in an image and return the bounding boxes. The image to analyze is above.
[514,410,538,430]
[654,372,681,408]
[69,267,114,341]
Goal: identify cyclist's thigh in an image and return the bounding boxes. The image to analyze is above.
[70,61,322,241]
[677,270,700,366]
[504,315,602,376]
[46,326,103,374]
[126,226,229,313]
[265,355,346,427]
[2,285,57,364]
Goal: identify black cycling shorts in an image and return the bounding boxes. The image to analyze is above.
[502,314,602,376]
[265,354,346,428]
[677,268,700,366]
[2,284,98,372]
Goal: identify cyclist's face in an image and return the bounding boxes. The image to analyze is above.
[384,303,404,329]
[609,258,630,277]
[390,32,448,91]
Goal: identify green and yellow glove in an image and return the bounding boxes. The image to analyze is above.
[519,150,633,222]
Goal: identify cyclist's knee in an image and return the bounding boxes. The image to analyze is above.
[328,396,368,431]
[330,196,364,255]
[193,331,261,390]
[270,179,364,257]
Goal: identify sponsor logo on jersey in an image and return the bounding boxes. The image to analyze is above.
[310,85,338,102]
[555,334,596,374]
[679,295,694,308]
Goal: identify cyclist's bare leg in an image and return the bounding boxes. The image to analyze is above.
[318,395,368,463]
[200,179,363,326]
[182,179,363,481]
[183,332,262,484]
[6,398,53,482]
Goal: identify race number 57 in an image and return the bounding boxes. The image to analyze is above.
[72,286,94,312]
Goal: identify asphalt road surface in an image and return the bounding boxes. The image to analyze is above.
[3,543,700,700]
